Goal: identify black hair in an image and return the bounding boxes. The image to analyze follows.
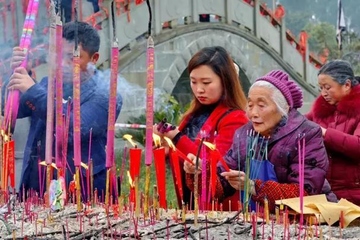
[62,21,100,56]
[318,60,359,87]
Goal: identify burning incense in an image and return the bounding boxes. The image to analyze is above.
[152,134,167,209]
[143,27,155,216]
[105,1,119,208]
[45,1,57,205]
[73,3,82,211]
[55,13,64,175]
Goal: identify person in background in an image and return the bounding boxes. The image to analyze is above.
[306,60,360,205]
[87,0,100,13]
[153,46,248,210]
[184,70,337,212]
[6,21,122,199]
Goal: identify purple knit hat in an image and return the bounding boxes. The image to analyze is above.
[255,70,303,109]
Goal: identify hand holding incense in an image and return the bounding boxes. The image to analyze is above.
[203,141,230,171]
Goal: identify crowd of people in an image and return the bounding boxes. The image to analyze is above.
[4,17,360,212]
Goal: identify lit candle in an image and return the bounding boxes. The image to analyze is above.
[123,135,141,205]
[203,141,230,171]
[169,148,184,207]
[153,134,167,209]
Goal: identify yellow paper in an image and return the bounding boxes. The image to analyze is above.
[275,194,360,227]
[275,194,327,215]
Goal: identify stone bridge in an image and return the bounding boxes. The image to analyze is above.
[0,0,323,187]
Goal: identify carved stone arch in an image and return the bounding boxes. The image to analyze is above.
[161,34,252,98]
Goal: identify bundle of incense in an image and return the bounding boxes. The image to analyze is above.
[4,0,40,133]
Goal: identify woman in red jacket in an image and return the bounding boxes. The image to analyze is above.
[307,60,360,205]
[153,46,248,210]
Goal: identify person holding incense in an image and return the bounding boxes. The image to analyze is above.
[306,60,360,205]
[184,69,337,212]
[153,46,249,210]
[6,21,122,199]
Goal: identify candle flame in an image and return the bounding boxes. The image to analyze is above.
[127,171,134,188]
[39,161,58,170]
[1,129,10,142]
[81,162,88,170]
[123,134,136,148]
[163,136,175,150]
[152,133,161,147]
[203,141,216,150]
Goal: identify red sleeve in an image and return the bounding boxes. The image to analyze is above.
[176,110,248,156]
[252,180,308,212]
[215,111,248,155]
[176,135,199,156]
[324,126,360,162]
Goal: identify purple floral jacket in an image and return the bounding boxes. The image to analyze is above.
[220,109,337,202]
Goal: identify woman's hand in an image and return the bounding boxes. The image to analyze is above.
[221,170,247,190]
[153,119,179,140]
[221,170,256,194]
[183,153,202,174]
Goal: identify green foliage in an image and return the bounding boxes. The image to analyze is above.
[284,11,312,36]
[115,93,185,145]
[303,22,339,58]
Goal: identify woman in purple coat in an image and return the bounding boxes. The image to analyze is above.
[185,70,336,211]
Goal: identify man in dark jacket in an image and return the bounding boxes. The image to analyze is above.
[7,21,122,199]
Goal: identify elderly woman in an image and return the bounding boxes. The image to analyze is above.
[185,69,336,211]
[307,60,360,205]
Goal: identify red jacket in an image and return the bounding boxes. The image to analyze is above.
[175,103,248,210]
[176,104,247,156]
[307,85,360,205]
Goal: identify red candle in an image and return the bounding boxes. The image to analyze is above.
[170,150,183,207]
[153,146,167,209]
[203,141,230,171]
[129,147,141,204]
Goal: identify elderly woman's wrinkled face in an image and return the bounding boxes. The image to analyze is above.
[318,74,351,105]
[246,86,283,136]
